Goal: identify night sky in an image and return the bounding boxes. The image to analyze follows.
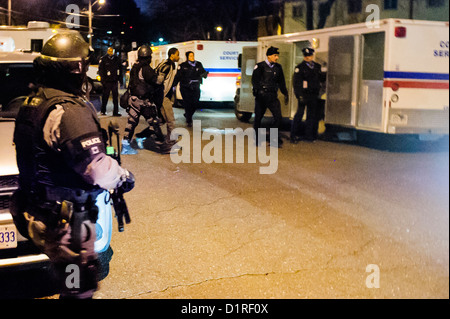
[134,0,145,9]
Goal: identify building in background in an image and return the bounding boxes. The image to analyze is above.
[270,0,449,34]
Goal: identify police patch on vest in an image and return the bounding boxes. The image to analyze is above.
[81,137,102,155]
[28,97,43,107]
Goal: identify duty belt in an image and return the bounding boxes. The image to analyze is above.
[260,87,277,93]
[40,186,100,251]
[43,186,102,204]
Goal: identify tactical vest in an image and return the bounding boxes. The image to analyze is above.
[14,87,102,196]
[257,62,280,92]
[129,62,154,99]
[178,62,203,90]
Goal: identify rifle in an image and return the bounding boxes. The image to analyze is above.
[107,121,131,232]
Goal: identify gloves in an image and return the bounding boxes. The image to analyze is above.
[156,72,166,85]
[119,169,135,193]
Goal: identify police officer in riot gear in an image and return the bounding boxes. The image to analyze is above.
[11,31,135,299]
[122,45,168,154]
[291,47,323,143]
[252,46,289,147]
[135,47,180,146]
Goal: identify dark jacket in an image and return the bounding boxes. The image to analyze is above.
[129,61,160,100]
[293,61,322,98]
[252,61,288,96]
[14,87,116,193]
[98,54,121,82]
[173,60,208,91]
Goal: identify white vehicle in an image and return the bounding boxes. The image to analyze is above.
[0,21,57,52]
[0,51,113,270]
[0,37,15,52]
[128,40,257,105]
[236,19,449,139]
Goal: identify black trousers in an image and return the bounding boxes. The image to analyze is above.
[180,87,201,124]
[291,95,319,141]
[253,92,282,144]
[124,97,164,142]
[101,81,119,114]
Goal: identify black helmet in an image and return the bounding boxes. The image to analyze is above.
[41,32,91,63]
[137,45,152,59]
[34,31,93,94]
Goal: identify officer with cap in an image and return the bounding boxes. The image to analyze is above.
[252,46,289,147]
[11,31,135,299]
[122,44,168,154]
[291,47,323,143]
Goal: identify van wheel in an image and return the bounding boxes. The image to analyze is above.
[234,92,252,122]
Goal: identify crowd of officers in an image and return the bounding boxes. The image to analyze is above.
[10,32,324,299]
[252,46,325,147]
[107,44,209,155]
[102,43,324,154]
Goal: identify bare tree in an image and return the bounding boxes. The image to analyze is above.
[318,0,336,29]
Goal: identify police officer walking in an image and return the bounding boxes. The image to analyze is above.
[136,48,180,145]
[291,47,323,143]
[99,47,121,116]
[173,51,208,127]
[121,45,167,155]
[11,32,135,299]
[252,46,289,147]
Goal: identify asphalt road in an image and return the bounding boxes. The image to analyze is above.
[1,106,448,300]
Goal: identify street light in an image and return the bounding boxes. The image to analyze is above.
[215,26,223,40]
[88,0,105,47]
[7,0,11,25]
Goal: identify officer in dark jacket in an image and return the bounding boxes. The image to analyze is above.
[99,47,121,116]
[11,32,135,299]
[173,51,208,126]
[291,47,323,143]
[252,46,289,147]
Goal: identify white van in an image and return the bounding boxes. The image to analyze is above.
[236,19,449,139]
[0,21,57,52]
[0,37,15,52]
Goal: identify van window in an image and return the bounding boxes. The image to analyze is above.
[362,32,385,81]
[0,62,35,117]
[245,59,255,76]
[30,39,43,52]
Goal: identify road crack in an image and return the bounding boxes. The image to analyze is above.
[128,270,305,299]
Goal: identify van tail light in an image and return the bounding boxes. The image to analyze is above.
[197,44,204,50]
[391,82,400,91]
[395,27,407,38]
